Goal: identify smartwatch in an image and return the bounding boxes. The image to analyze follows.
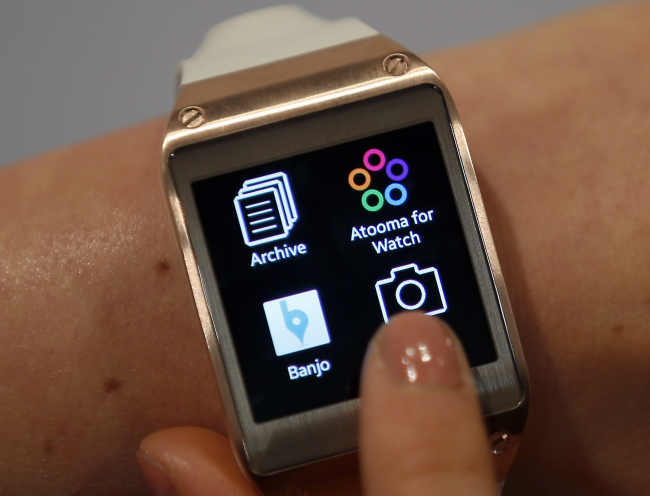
[162,5,528,493]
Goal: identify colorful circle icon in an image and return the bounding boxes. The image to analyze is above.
[349,148,409,212]
[361,189,384,212]
[384,183,408,206]
[363,148,386,171]
[386,158,409,181]
[348,168,371,191]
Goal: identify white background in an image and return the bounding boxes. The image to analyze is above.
[0,0,605,167]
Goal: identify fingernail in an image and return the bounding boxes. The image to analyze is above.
[377,314,463,388]
[136,449,178,496]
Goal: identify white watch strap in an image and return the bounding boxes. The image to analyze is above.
[179,5,377,86]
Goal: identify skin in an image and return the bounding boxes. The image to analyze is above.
[0,2,648,494]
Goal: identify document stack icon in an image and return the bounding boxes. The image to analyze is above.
[234,172,298,247]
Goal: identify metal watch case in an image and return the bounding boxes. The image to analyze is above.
[162,34,529,479]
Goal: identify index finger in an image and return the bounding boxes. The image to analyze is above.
[359,313,497,496]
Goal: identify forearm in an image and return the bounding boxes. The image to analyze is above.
[435,4,650,493]
[0,121,225,495]
[1,2,649,495]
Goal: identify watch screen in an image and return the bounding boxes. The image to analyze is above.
[191,122,496,422]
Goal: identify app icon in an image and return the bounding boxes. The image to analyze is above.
[263,289,331,356]
[234,172,298,247]
[375,263,447,323]
[348,148,409,212]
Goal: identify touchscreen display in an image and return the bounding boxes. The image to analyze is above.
[192,122,496,423]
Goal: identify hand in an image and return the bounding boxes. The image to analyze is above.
[137,313,498,496]
[0,3,648,495]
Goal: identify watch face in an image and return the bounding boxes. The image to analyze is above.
[191,121,496,423]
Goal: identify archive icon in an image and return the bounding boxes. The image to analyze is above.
[233,172,298,247]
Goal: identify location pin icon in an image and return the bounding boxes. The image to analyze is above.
[280,300,309,343]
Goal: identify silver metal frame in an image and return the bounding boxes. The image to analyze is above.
[162,35,528,479]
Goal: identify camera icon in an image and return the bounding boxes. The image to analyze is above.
[375,263,448,323]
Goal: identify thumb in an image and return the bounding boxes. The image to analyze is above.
[359,312,497,496]
[136,427,259,496]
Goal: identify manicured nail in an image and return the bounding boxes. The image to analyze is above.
[377,314,463,388]
[136,449,178,496]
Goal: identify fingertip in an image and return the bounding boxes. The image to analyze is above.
[372,312,468,389]
[137,427,257,496]
[360,312,497,496]
[137,448,178,496]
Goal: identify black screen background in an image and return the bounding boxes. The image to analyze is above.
[192,122,496,422]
